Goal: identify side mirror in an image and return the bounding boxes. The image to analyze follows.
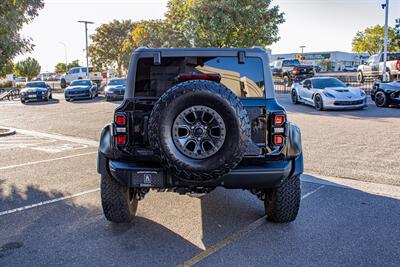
[346,83,350,87]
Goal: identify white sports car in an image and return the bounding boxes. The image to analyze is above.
[291,77,367,110]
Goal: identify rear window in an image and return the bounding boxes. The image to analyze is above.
[282,59,300,67]
[135,56,264,98]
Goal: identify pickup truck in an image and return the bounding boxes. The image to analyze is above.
[271,59,314,86]
[357,52,400,83]
[60,67,103,89]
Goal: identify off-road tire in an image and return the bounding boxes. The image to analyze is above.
[148,80,250,181]
[101,174,138,223]
[264,174,301,223]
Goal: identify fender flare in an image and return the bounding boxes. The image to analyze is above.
[285,122,302,159]
[97,124,113,176]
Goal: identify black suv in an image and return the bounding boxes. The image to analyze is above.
[97,48,303,223]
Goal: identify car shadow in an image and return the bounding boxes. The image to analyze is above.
[276,94,400,119]
[23,98,60,106]
[1,177,400,266]
[0,181,201,266]
[196,177,400,266]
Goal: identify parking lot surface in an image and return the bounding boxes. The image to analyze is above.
[1,94,399,266]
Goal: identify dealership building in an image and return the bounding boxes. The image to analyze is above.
[269,51,370,71]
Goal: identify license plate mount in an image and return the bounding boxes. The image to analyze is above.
[130,170,165,188]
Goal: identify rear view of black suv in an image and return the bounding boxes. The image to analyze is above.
[97,48,303,223]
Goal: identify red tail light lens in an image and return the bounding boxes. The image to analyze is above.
[115,135,127,145]
[273,135,284,145]
[396,61,400,71]
[115,114,126,125]
[274,115,286,126]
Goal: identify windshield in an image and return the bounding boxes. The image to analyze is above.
[26,82,46,88]
[282,59,300,67]
[70,80,91,86]
[108,79,127,86]
[387,53,400,61]
[312,78,346,89]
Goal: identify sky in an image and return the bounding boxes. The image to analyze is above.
[17,0,400,72]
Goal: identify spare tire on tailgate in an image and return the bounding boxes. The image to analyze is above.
[148,79,250,181]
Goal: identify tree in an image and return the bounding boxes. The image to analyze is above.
[89,20,136,74]
[165,0,285,47]
[0,62,14,77]
[0,0,44,70]
[14,57,41,80]
[67,60,80,70]
[54,63,67,74]
[124,20,174,51]
[352,25,400,55]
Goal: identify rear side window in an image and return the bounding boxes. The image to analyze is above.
[135,56,264,98]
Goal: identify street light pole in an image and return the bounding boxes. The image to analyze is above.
[58,42,68,73]
[78,20,94,79]
[382,0,389,82]
[300,45,306,55]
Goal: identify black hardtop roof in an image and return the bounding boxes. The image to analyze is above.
[134,47,266,54]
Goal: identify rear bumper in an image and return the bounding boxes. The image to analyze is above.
[100,155,303,189]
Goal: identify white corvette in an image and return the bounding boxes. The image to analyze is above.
[291,77,367,110]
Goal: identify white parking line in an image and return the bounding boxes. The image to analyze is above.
[0,151,97,170]
[0,188,100,217]
[0,126,98,147]
[178,185,325,267]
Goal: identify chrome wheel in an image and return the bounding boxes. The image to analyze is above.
[172,105,226,159]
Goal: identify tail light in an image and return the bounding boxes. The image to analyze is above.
[292,67,300,74]
[271,113,286,146]
[274,114,285,126]
[396,61,400,71]
[273,135,284,145]
[115,114,126,125]
[114,112,127,145]
[115,135,127,145]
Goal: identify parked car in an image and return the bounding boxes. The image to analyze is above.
[20,81,52,103]
[15,77,27,83]
[98,47,304,224]
[357,52,400,82]
[313,65,321,73]
[291,77,367,110]
[271,59,314,86]
[371,81,400,107]
[64,79,98,101]
[342,66,357,72]
[60,67,103,89]
[104,78,126,101]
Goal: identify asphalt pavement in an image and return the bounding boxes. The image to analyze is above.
[0,94,399,266]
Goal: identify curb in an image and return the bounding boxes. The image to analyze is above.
[0,127,16,137]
